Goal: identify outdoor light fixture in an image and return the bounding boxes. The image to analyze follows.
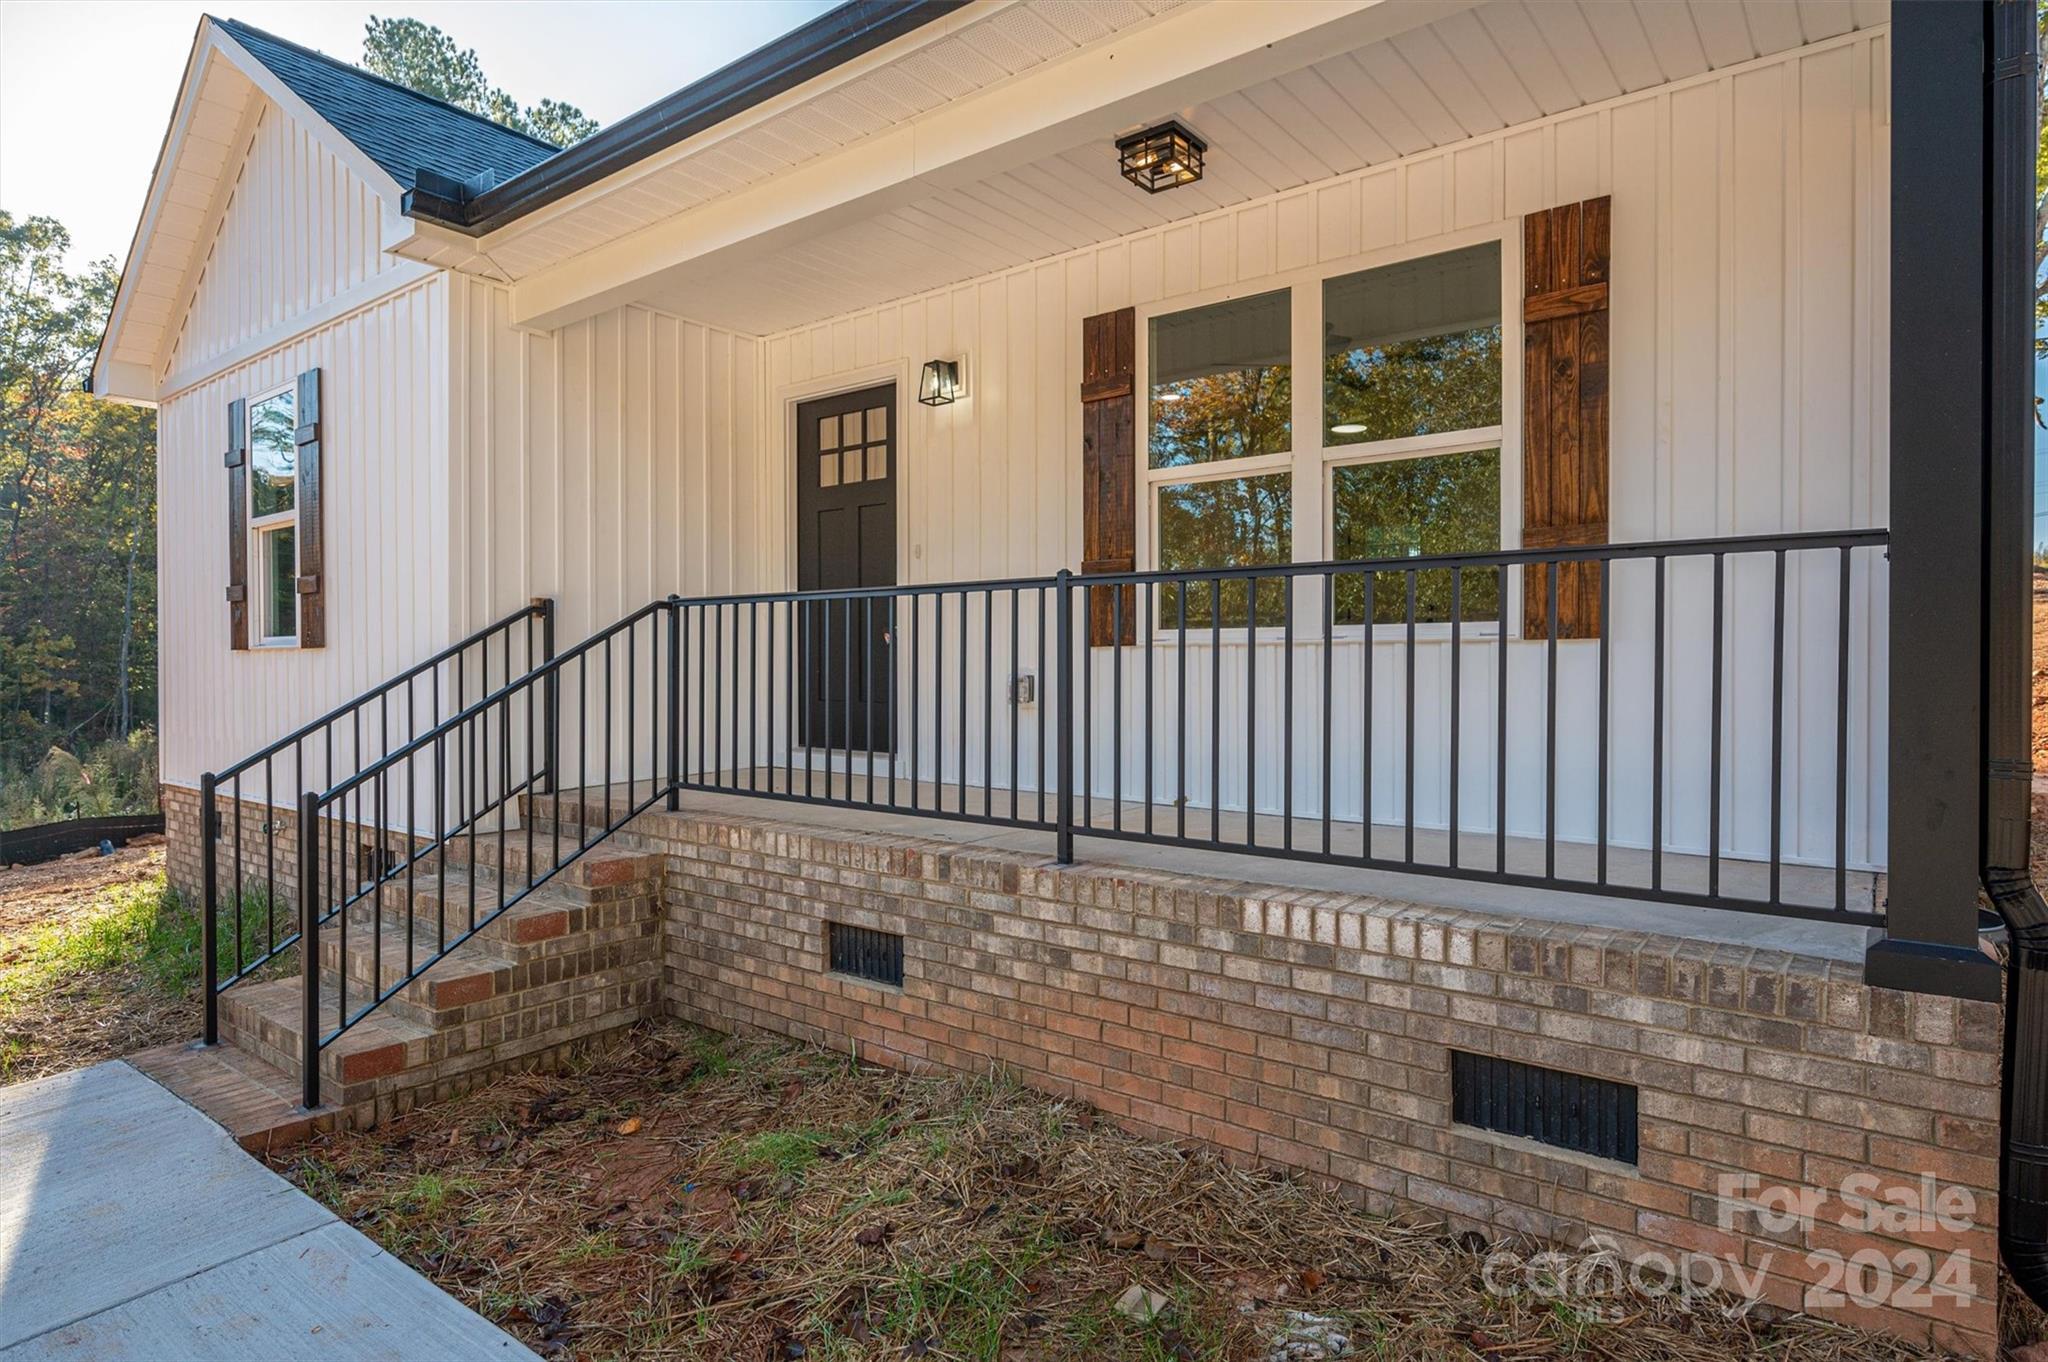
[1117,120,1205,194]
[919,357,962,406]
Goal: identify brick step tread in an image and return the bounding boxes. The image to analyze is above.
[315,914,519,1005]
[219,976,435,1089]
[435,835,661,888]
[129,1040,336,1152]
[357,868,598,950]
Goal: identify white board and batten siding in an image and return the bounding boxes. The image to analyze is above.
[746,29,1892,870]
[157,100,452,795]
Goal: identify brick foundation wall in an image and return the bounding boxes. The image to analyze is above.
[164,781,432,912]
[639,808,2002,1357]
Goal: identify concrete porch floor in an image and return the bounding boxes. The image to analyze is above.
[0,1061,533,1360]
[546,770,1882,963]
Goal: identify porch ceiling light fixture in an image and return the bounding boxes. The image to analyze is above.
[1117,120,1205,194]
[919,357,963,406]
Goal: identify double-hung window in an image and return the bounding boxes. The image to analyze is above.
[1146,289,1292,627]
[247,385,299,646]
[1142,236,1508,630]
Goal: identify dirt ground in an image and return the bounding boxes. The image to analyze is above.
[271,1023,1954,1362]
[0,841,198,1083]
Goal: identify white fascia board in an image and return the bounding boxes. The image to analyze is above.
[93,18,219,401]
[510,0,1484,334]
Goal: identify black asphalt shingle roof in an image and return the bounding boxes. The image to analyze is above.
[217,17,560,193]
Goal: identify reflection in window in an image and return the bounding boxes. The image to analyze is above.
[1323,242,1500,447]
[1149,290,1291,469]
[262,525,297,640]
[1156,473,1292,628]
[1332,449,1501,625]
[250,389,297,517]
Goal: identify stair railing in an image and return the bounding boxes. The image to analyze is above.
[198,600,553,1044]
[292,599,675,1108]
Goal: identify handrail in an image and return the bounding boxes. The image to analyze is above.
[320,599,671,805]
[199,598,555,1046]
[215,601,549,784]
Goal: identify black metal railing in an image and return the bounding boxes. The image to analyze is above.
[671,527,1889,926]
[293,601,673,1107]
[203,526,1888,1108]
[198,600,552,1044]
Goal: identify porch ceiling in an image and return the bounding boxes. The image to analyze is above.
[446,0,1885,339]
[649,0,1887,336]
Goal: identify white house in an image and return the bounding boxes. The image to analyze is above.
[90,4,2041,1354]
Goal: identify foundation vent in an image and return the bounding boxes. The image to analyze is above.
[1451,1052,1638,1165]
[827,922,904,987]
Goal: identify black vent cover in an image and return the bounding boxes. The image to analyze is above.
[1452,1052,1638,1165]
[828,922,904,986]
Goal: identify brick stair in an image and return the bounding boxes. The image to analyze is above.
[144,841,665,1147]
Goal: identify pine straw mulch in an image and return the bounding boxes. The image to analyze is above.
[271,1021,1952,1362]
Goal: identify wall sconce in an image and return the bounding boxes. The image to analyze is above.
[1117,120,1205,194]
[919,356,964,406]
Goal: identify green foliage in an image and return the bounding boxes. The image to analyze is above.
[0,729,157,829]
[362,17,599,148]
[0,212,156,764]
[0,876,237,1049]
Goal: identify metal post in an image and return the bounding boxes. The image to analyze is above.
[666,597,682,811]
[1868,1,2001,1001]
[298,790,322,1110]
[199,771,218,1046]
[1054,570,1075,865]
[535,597,557,795]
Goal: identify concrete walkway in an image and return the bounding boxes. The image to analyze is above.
[0,1061,533,1360]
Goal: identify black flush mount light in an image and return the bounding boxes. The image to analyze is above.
[918,357,961,406]
[1117,120,1205,194]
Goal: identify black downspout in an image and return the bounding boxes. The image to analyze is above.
[1984,0,2048,1310]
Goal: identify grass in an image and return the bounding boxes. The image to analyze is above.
[0,861,300,1084]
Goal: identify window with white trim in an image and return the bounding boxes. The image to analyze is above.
[247,385,299,645]
[1142,238,1508,630]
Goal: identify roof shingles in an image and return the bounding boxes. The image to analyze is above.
[217,17,559,192]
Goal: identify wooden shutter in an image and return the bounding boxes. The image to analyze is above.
[295,367,326,648]
[1521,195,1610,639]
[1080,307,1135,647]
[224,397,248,650]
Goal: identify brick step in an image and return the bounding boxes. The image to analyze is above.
[217,977,436,1108]
[130,1038,337,1153]
[314,913,520,1028]
[359,867,591,952]
[434,834,662,893]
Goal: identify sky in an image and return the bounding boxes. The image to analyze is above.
[0,0,837,267]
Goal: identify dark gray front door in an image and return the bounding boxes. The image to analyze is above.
[796,384,895,752]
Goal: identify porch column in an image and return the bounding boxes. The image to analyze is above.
[1867,0,2005,1002]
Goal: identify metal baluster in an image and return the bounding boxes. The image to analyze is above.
[1449,569,1461,870]
[1210,578,1221,845]
[1495,568,1507,876]
[1112,587,1123,832]
[1544,560,1559,880]
[1322,570,1334,857]
[1769,549,1787,906]
[1363,573,1376,861]
[1009,590,1019,822]
[1054,571,1074,864]
[1177,583,1188,842]
[1596,558,1610,887]
[1246,576,1257,849]
[957,590,968,812]
[1404,571,1416,867]
[910,595,920,811]
[1143,583,1154,836]
[200,772,218,1043]
[983,590,993,818]
[1709,553,1725,900]
[1652,557,1665,893]
[1283,574,1294,852]
[1834,547,1852,913]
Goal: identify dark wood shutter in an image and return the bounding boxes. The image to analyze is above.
[224,397,249,650]
[1521,195,1610,640]
[1080,307,1135,647]
[295,367,325,648]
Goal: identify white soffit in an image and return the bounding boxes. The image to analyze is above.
[102,50,260,377]
[472,0,1887,336]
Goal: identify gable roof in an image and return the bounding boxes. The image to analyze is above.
[215,17,560,193]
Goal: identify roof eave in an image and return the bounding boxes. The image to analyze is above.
[405,0,969,237]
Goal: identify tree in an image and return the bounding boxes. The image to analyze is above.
[362,17,599,148]
[0,211,157,761]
